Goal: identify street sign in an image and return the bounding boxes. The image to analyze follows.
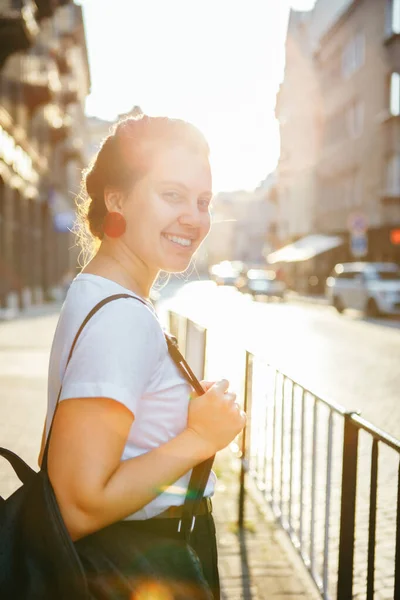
[347,212,368,234]
[350,233,368,257]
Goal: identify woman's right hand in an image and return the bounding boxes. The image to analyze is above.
[186,379,246,455]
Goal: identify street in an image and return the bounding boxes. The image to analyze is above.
[159,280,400,439]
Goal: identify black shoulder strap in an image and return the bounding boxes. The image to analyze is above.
[164,335,215,540]
[41,294,147,470]
[42,294,214,540]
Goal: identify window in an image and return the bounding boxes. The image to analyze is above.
[394,0,400,32]
[342,33,365,79]
[386,154,400,194]
[390,72,400,116]
[387,0,400,35]
[346,101,364,138]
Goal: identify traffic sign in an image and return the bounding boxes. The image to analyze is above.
[347,212,368,234]
[350,233,368,257]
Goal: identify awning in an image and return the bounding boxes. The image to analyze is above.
[267,234,344,264]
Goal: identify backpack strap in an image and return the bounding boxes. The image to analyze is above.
[41,294,147,470]
[164,334,215,540]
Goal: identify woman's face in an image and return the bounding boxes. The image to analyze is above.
[122,143,212,274]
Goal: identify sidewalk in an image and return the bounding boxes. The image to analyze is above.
[0,305,319,600]
[212,450,320,600]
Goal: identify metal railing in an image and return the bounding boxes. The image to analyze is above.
[168,310,400,600]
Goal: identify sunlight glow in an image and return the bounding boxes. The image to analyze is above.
[78,0,318,192]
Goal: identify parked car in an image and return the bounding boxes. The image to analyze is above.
[325,262,400,317]
[209,261,244,287]
[243,269,286,300]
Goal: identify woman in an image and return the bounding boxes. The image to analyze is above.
[39,114,245,598]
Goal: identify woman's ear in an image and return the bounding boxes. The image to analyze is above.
[104,187,125,214]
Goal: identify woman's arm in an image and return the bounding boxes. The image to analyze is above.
[48,381,244,541]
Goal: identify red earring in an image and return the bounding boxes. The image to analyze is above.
[103,212,126,238]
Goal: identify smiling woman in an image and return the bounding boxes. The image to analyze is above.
[76,115,212,273]
[38,113,245,599]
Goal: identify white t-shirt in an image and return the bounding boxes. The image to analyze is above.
[46,273,216,520]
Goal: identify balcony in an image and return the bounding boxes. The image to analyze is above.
[34,1,74,22]
[44,105,72,145]
[49,45,73,75]
[381,191,400,205]
[34,1,57,21]
[21,55,61,116]
[0,4,39,69]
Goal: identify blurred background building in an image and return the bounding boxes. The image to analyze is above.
[204,183,275,270]
[0,0,90,313]
[2,0,399,306]
[86,114,112,164]
[272,0,400,293]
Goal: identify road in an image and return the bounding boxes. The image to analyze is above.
[159,280,400,439]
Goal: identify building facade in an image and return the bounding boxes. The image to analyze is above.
[315,0,400,263]
[0,1,90,312]
[275,0,400,269]
[275,9,321,243]
[205,186,274,268]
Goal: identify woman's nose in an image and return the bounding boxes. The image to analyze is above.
[178,203,203,228]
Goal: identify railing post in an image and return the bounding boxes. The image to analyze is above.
[337,414,359,600]
[238,351,252,528]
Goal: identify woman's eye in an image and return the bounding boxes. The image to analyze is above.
[163,191,182,201]
[199,198,212,210]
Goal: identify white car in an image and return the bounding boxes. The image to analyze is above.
[325,262,400,317]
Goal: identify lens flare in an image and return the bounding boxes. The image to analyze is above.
[134,581,173,600]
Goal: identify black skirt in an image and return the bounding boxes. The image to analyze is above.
[75,513,220,600]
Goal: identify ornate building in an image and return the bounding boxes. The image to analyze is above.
[0,1,90,313]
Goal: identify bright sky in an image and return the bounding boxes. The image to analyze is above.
[80,0,317,193]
